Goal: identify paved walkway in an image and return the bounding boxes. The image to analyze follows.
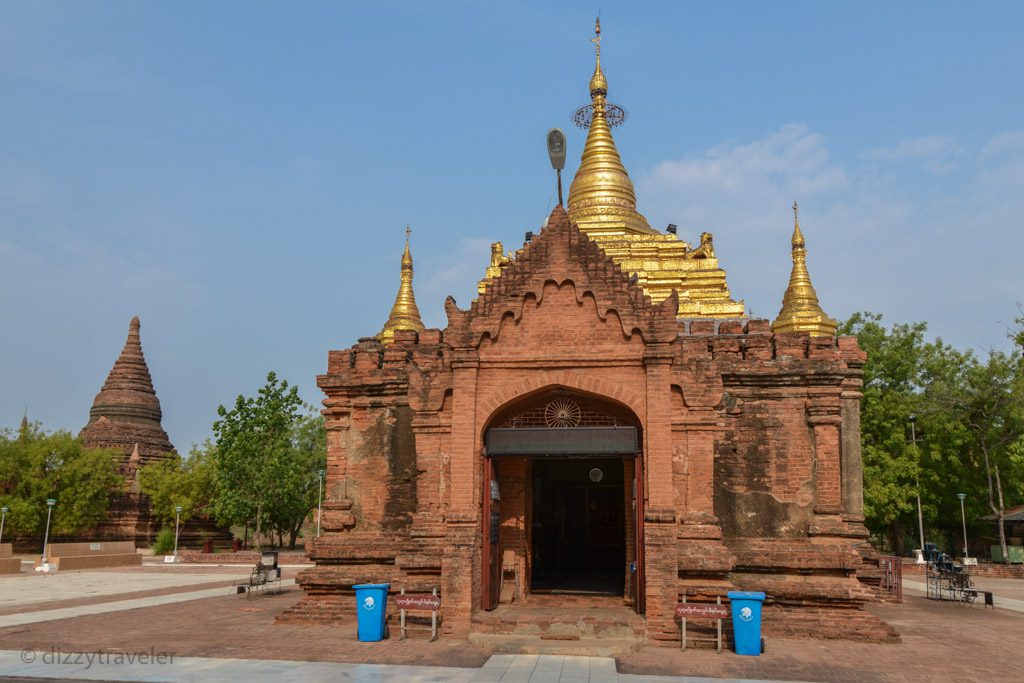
[0,651,797,682]
[1,568,1021,682]
[0,568,249,610]
[0,580,295,629]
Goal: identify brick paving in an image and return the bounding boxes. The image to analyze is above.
[0,578,1020,681]
[619,596,1021,682]
[0,589,492,669]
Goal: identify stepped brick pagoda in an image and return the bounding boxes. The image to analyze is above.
[285,22,895,646]
[79,316,175,544]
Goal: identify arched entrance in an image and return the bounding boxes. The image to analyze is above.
[481,388,645,614]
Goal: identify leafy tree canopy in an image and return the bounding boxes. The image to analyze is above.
[842,311,1024,557]
[0,423,122,539]
[211,372,325,548]
[137,442,217,528]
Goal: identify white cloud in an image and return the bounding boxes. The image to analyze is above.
[642,124,848,242]
[416,236,493,328]
[863,135,963,176]
[980,130,1024,161]
[864,135,958,161]
[636,125,1024,352]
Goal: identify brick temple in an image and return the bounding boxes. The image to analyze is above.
[79,316,176,544]
[285,22,895,645]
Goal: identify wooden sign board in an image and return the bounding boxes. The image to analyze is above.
[397,588,441,642]
[395,594,441,611]
[676,603,729,619]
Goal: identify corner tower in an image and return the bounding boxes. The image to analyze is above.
[772,203,837,337]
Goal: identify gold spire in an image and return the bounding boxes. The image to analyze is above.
[772,202,837,337]
[566,18,656,237]
[589,17,607,95]
[378,226,425,344]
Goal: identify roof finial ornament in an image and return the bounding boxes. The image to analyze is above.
[586,16,609,98]
[791,200,805,247]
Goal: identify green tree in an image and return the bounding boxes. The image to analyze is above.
[212,372,324,549]
[844,311,1024,558]
[0,423,122,540]
[137,442,217,528]
[840,313,930,552]
[266,410,327,549]
[929,347,1024,561]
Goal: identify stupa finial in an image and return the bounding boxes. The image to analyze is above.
[589,17,606,95]
[792,201,805,247]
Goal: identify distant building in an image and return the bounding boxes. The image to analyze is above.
[284,23,893,645]
[79,316,175,544]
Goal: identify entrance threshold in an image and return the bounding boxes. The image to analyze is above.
[530,576,623,596]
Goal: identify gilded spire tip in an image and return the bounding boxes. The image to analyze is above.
[791,201,805,247]
[589,16,607,96]
[401,225,413,267]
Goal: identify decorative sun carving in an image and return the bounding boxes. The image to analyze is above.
[545,399,582,428]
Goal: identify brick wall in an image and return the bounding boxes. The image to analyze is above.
[284,206,890,642]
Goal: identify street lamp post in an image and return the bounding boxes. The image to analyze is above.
[957,493,969,560]
[0,506,8,545]
[173,505,183,559]
[316,469,325,539]
[909,416,925,557]
[41,498,56,566]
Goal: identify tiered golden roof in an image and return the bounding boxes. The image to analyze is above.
[771,203,837,337]
[480,19,745,318]
[378,226,425,344]
[566,18,656,238]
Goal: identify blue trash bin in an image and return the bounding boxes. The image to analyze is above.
[727,591,765,656]
[353,583,390,642]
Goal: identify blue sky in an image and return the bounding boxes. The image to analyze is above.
[2,1,1022,450]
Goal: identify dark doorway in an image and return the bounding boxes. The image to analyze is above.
[530,457,625,595]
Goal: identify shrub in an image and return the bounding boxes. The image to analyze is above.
[152,527,176,555]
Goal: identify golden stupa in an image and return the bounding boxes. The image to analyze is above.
[378,226,425,344]
[771,203,836,337]
[479,19,744,318]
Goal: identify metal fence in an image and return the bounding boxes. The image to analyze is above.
[878,555,903,600]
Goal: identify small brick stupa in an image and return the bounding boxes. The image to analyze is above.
[79,316,175,543]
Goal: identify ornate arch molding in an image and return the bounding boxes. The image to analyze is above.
[473,279,647,348]
[479,373,646,431]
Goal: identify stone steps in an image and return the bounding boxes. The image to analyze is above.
[468,633,643,657]
[472,615,644,639]
[469,603,645,655]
